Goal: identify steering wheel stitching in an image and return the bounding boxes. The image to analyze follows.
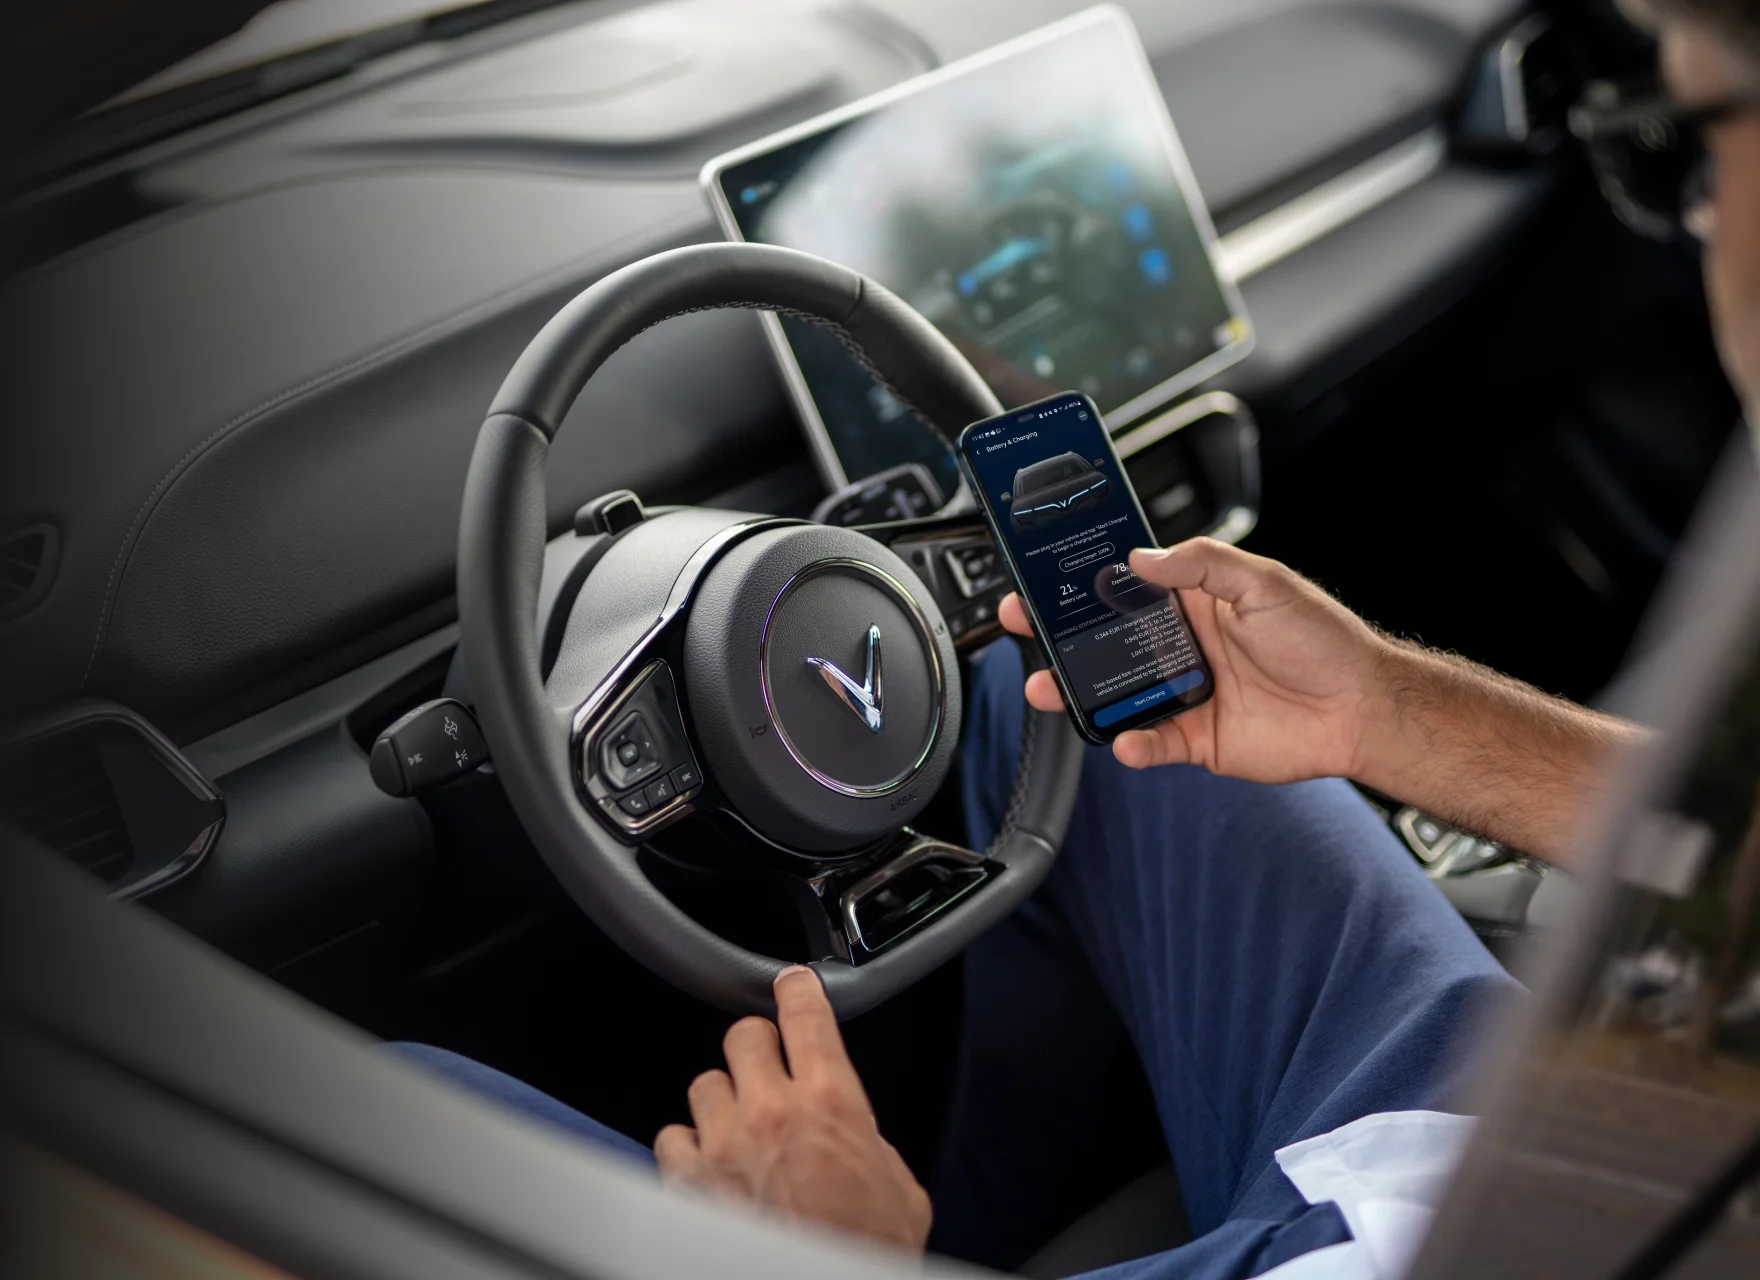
[458,241,1083,1019]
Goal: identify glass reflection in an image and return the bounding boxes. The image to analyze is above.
[1422,626,1760,1277]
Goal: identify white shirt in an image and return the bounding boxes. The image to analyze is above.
[1258,1111,1477,1280]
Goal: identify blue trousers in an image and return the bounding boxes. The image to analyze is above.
[391,641,1519,1278]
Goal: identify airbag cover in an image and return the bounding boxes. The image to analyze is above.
[684,525,959,853]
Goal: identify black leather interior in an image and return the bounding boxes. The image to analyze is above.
[459,242,1083,1016]
[0,834,949,1280]
[150,722,432,980]
[1221,163,1559,411]
[6,3,1738,1273]
[0,0,1542,744]
[487,242,998,446]
[1149,0,1499,224]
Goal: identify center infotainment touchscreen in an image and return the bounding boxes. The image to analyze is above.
[703,6,1251,499]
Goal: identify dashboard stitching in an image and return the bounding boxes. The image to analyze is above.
[81,372,381,691]
[76,209,710,691]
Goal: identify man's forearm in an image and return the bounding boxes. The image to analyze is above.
[1351,640,1647,865]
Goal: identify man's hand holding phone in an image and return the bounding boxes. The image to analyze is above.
[1000,536,1644,863]
[1001,537,1385,782]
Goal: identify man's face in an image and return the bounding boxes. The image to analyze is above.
[1661,22,1760,412]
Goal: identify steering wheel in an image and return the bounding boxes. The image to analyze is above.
[458,242,1083,1019]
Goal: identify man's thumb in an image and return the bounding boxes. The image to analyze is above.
[1129,538,1268,604]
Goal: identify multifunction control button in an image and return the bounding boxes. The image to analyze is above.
[578,661,706,838]
[944,543,1009,599]
[894,533,1011,648]
[601,711,660,790]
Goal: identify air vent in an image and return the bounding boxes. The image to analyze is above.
[0,522,59,621]
[1116,392,1260,547]
[0,702,224,898]
[1456,14,1574,156]
[0,732,132,881]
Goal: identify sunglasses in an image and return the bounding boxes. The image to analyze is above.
[1568,77,1759,241]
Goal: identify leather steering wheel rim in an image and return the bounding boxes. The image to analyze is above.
[458,242,1084,1019]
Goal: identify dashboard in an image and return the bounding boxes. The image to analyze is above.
[1,0,1545,741]
[0,0,1556,970]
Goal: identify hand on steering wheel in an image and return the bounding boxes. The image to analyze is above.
[458,242,1085,1019]
[656,966,931,1252]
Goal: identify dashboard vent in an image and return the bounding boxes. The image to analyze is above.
[0,732,132,881]
[0,703,224,897]
[0,523,59,621]
[1115,392,1261,547]
[1456,14,1573,156]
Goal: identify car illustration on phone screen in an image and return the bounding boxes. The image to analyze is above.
[1008,452,1112,531]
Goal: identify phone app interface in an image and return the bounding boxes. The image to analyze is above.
[964,395,1205,727]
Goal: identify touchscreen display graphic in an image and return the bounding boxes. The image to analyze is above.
[707,9,1250,495]
[961,393,1210,734]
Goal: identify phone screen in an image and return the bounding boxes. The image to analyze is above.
[959,391,1212,742]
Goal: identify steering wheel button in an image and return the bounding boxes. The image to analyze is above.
[645,775,677,807]
[464,244,1085,1016]
[670,762,701,792]
[600,711,663,787]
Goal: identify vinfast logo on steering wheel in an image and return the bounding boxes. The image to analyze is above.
[806,624,885,734]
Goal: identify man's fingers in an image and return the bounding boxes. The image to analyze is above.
[1129,538,1281,606]
[773,967,866,1097]
[1113,726,1190,770]
[1112,729,1161,769]
[1024,669,1065,711]
[722,1016,787,1094]
[686,1068,736,1131]
[653,1123,702,1180]
[997,598,1064,710]
[998,592,1031,636]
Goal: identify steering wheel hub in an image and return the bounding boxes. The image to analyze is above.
[764,560,941,793]
[685,525,960,854]
[458,241,1081,1015]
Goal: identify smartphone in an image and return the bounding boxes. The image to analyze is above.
[957,391,1213,744]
